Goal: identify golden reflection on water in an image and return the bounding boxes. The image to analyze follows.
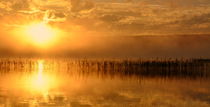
[28,60,58,93]
[0,58,210,106]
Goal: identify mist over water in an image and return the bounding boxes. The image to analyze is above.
[0,58,210,107]
[1,35,210,58]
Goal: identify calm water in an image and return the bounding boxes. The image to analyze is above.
[0,58,210,107]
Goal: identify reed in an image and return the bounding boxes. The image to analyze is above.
[0,58,210,78]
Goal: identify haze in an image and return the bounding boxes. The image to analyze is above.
[0,0,210,57]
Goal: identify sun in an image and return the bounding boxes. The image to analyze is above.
[23,22,59,47]
[26,23,54,44]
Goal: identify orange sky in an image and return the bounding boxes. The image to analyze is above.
[0,0,210,57]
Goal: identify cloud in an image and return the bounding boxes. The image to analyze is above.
[70,0,94,12]
[0,1,12,11]
[11,0,30,10]
[1,0,210,57]
[0,0,31,11]
[43,10,67,22]
[1,0,210,34]
[84,1,210,35]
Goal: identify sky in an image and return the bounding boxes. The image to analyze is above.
[0,0,210,57]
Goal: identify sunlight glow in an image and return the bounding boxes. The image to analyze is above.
[34,60,45,88]
[29,60,57,93]
[26,23,54,44]
[22,22,60,48]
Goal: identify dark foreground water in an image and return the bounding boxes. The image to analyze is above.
[0,58,210,107]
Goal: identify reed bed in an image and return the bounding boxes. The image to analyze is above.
[0,58,210,78]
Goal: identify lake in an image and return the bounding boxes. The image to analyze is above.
[0,58,210,107]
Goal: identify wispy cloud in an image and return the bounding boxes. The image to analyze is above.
[0,0,210,35]
[1,0,210,57]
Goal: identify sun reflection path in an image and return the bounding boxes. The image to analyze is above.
[34,60,45,89]
[30,60,57,94]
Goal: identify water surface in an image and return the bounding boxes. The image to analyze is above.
[0,58,210,107]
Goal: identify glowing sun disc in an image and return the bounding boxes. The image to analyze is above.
[24,22,58,47]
